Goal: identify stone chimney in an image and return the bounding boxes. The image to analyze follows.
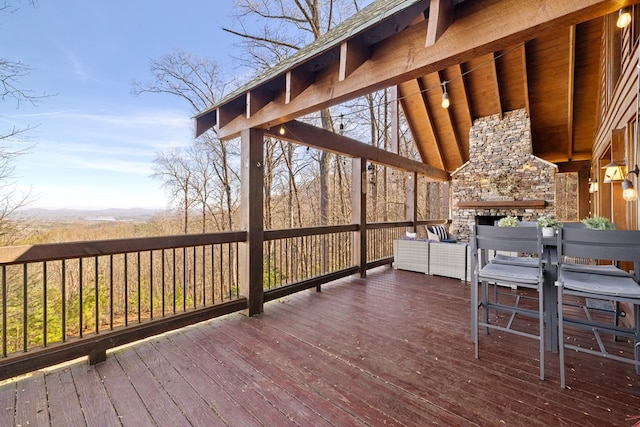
[450,109,556,241]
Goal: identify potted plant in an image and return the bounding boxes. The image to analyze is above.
[581,215,616,230]
[536,215,560,237]
[497,215,518,227]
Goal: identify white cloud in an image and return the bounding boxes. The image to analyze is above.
[67,51,93,83]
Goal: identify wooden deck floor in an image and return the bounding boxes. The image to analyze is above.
[1,266,639,426]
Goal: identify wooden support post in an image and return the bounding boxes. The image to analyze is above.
[352,158,367,278]
[88,348,106,365]
[406,171,418,233]
[390,86,399,154]
[239,128,264,316]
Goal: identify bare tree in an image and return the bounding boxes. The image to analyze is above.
[0,1,49,244]
[151,148,194,234]
[133,50,239,232]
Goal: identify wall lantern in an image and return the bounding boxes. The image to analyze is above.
[622,165,639,202]
[602,160,626,183]
[589,180,598,193]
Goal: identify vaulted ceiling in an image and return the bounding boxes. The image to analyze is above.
[398,16,602,172]
[195,0,632,180]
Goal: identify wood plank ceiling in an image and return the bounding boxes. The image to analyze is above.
[398,16,602,173]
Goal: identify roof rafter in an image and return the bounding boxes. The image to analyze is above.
[420,76,447,170]
[438,69,465,166]
[425,0,455,46]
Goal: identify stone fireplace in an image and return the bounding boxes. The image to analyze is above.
[451,109,556,241]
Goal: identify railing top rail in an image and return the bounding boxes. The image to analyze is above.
[367,221,413,230]
[264,224,359,240]
[0,231,247,265]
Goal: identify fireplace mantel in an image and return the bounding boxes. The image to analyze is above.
[457,200,546,209]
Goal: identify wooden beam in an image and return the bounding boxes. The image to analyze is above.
[453,64,472,124]
[339,37,370,81]
[556,160,591,173]
[406,171,418,230]
[420,76,447,170]
[490,52,502,119]
[390,85,399,153]
[352,158,367,277]
[457,200,546,209]
[239,128,264,316]
[439,69,465,166]
[426,0,455,47]
[202,0,624,139]
[567,25,576,160]
[398,79,431,162]
[520,43,530,118]
[266,120,450,181]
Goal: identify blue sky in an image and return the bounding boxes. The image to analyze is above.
[1,1,237,210]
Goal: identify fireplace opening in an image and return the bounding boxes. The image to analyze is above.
[475,215,522,226]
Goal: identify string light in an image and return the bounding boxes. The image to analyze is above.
[279,125,286,135]
[441,81,450,109]
[617,8,631,28]
[323,44,522,124]
[623,166,640,201]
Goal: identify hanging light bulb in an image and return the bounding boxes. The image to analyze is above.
[622,179,637,201]
[441,82,450,109]
[279,125,285,135]
[617,8,631,29]
[622,165,639,202]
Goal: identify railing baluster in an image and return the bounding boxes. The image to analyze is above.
[137,252,141,323]
[1,266,5,357]
[150,250,154,320]
[201,245,206,306]
[124,253,128,327]
[109,255,113,330]
[62,260,66,341]
[22,264,27,351]
[79,258,83,338]
[94,256,99,335]
[161,249,166,317]
[43,262,47,347]
[192,247,197,309]
[182,247,187,312]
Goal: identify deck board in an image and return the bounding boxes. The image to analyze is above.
[113,346,192,426]
[45,367,87,427]
[0,266,639,426]
[15,373,49,427]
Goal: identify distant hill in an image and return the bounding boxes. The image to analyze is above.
[16,208,163,222]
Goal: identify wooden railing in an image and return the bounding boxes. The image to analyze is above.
[366,221,412,268]
[0,220,444,380]
[0,232,246,380]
